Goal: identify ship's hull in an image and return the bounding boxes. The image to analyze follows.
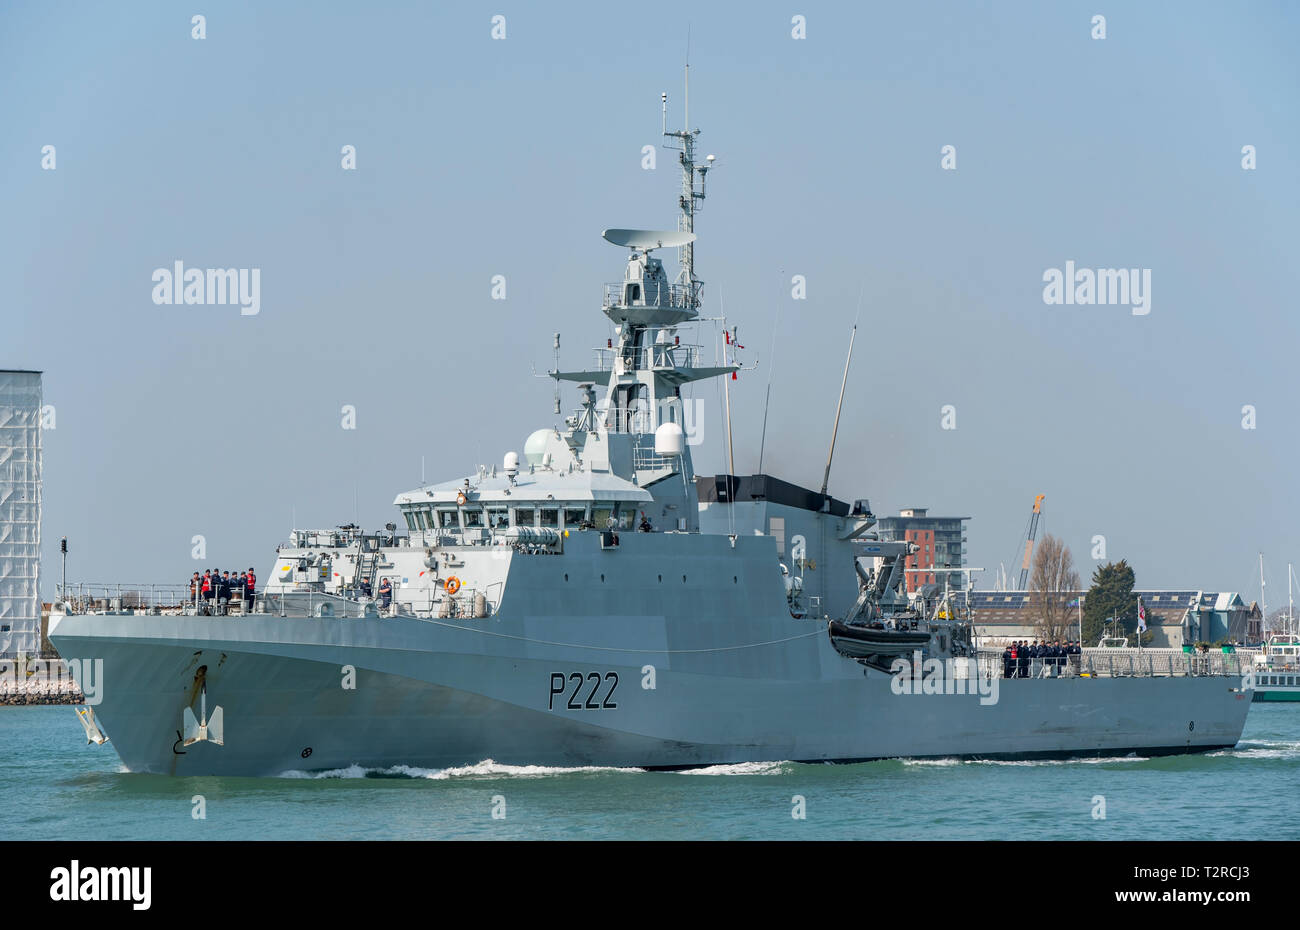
[49,611,1252,777]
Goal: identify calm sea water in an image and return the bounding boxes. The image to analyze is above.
[2,703,1295,841]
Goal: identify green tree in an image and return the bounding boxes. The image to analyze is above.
[1082,560,1136,644]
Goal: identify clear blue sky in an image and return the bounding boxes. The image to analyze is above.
[3,1,1297,597]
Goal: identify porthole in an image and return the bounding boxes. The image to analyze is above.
[682,575,687,583]
[733,576,738,583]
[564,573,569,582]
[601,574,605,583]
[658,574,662,582]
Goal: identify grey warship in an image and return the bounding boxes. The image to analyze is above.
[50,91,1253,777]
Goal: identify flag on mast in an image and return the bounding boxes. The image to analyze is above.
[1137,596,1147,633]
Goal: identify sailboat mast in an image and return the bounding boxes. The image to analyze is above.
[1260,553,1267,636]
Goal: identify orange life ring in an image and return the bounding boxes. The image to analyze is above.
[445,576,461,595]
[456,491,467,506]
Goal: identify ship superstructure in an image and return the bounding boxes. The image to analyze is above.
[49,84,1253,777]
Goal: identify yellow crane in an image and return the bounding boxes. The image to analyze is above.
[1017,494,1046,590]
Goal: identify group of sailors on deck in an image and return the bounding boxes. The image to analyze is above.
[1001,640,1081,678]
[189,568,256,614]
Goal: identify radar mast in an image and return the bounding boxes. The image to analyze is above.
[662,62,713,309]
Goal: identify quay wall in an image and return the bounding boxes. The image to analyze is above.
[0,658,84,705]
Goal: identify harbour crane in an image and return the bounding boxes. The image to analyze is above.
[1017,494,1046,590]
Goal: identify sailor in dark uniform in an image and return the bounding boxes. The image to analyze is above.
[217,570,231,615]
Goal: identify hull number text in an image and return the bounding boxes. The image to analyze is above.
[549,672,618,710]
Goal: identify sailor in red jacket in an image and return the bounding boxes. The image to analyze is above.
[245,567,257,612]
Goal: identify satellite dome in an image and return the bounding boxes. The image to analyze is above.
[523,429,551,465]
[654,422,684,456]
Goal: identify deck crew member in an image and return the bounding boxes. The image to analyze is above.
[378,577,392,609]
[1017,641,1029,679]
[1002,644,1013,679]
[189,572,200,604]
[221,570,235,614]
[245,568,256,612]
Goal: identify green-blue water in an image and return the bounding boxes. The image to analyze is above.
[3,704,1295,840]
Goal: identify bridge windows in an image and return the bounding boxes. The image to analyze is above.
[436,509,458,529]
[611,503,635,531]
[540,508,559,528]
[463,508,483,529]
[400,506,439,532]
[564,507,587,528]
[515,507,535,527]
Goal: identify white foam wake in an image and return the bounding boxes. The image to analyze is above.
[902,757,961,767]
[1209,739,1300,760]
[276,759,642,780]
[676,761,789,775]
[965,754,1149,767]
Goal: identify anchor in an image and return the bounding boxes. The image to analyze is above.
[75,705,109,745]
[181,681,224,747]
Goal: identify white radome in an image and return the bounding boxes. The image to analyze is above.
[523,429,550,465]
[654,422,684,456]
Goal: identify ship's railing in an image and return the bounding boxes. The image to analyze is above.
[976,648,1250,679]
[632,441,677,471]
[589,344,704,374]
[257,587,502,621]
[600,404,655,434]
[56,583,193,614]
[602,282,696,311]
[428,590,496,620]
[1088,650,1249,678]
[255,590,379,619]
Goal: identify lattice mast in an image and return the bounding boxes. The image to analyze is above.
[662,63,712,309]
